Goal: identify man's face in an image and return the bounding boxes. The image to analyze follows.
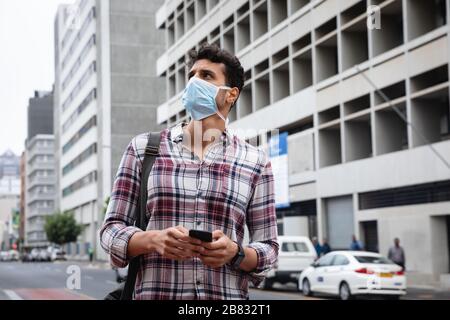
[187,59,237,114]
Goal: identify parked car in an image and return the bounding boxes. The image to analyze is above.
[30,248,40,261]
[0,251,10,262]
[50,248,67,261]
[299,251,407,300]
[38,249,51,262]
[260,236,317,289]
[8,250,19,261]
[21,251,33,262]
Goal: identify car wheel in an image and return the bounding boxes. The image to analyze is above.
[339,282,353,300]
[302,279,313,296]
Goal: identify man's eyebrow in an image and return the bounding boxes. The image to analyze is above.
[188,70,195,79]
[188,68,217,79]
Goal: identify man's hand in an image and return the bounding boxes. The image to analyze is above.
[199,230,238,268]
[152,226,206,261]
[128,226,205,261]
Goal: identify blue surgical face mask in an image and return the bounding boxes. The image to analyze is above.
[182,77,231,124]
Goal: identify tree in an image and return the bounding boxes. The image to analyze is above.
[102,197,110,221]
[44,211,83,246]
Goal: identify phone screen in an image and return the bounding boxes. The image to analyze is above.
[189,230,213,243]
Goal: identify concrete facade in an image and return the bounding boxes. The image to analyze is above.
[155,0,450,286]
[54,0,165,261]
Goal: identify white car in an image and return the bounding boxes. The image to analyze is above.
[299,251,406,300]
[0,251,10,261]
[261,236,317,289]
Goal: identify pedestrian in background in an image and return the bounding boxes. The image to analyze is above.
[388,238,406,270]
[321,238,331,255]
[350,235,363,251]
[88,246,94,263]
[312,237,322,258]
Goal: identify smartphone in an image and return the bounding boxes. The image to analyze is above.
[189,230,213,243]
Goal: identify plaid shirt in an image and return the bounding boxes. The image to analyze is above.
[100,123,279,300]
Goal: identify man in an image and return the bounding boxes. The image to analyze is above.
[312,237,322,258]
[388,238,406,270]
[100,44,279,300]
[88,246,94,263]
[350,235,363,251]
[321,238,331,255]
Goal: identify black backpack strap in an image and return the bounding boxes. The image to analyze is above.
[121,132,161,300]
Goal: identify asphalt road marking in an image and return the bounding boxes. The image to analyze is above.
[3,290,23,300]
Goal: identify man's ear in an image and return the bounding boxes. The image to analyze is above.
[227,87,240,106]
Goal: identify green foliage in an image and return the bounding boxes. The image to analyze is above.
[103,197,110,220]
[44,211,83,246]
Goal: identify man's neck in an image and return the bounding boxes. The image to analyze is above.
[185,117,225,153]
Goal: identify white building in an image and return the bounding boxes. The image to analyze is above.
[25,135,56,248]
[155,0,450,287]
[54,0,165,260]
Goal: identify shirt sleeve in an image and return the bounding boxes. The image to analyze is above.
[244,152,279,287]
[99,136,144,268]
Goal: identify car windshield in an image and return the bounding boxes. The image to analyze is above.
[354,255,393,264]
[282,242,309,253]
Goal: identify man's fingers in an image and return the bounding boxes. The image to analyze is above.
[175,225,189,235]
[177,234,202,245]
[212,230,224,239]
[203,237,227,250]
[167,228,186,240]
[166,246,191,259]
[165,237,204,254]
[170,227,202,245]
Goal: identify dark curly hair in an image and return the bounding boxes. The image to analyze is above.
[187,43,245,108]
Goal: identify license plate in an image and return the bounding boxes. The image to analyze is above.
[378,273,393,278]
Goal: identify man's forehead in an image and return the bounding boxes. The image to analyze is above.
[190,59,226,75]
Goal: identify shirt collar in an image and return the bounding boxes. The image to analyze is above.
[170,122,232,147]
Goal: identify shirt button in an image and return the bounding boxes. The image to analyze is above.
[196,221,201,226]
[196,280,201,285]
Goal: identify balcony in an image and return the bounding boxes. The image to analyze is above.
[27,207,54,219]
[27,176,56,190]
[26,192,56,205]
[27,146,54,162]
[27,161,55,173]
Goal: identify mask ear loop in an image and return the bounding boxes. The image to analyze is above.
[215,86,232,125]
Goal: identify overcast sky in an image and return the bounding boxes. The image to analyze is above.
[0,0,69,156]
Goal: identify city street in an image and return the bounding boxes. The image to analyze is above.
[1,261,449,300]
